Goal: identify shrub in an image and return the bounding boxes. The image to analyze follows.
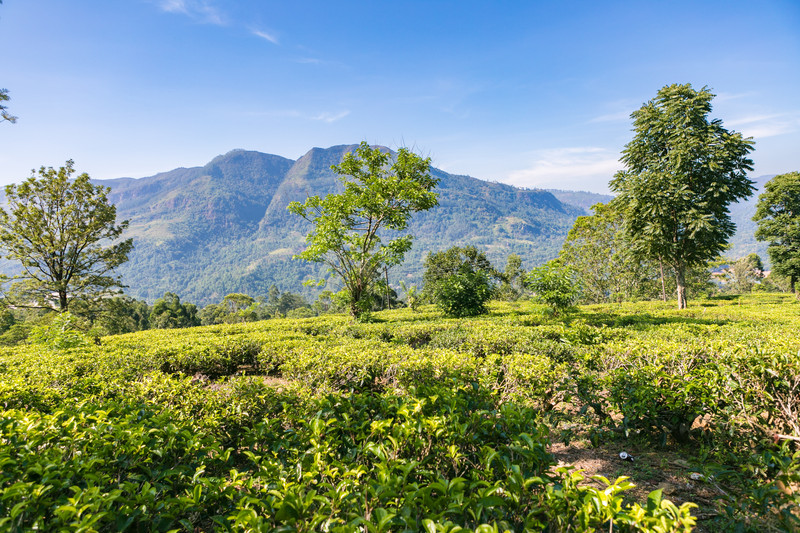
[526,261,581,315]
[434,270,493,317]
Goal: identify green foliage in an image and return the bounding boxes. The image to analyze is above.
[560,203,658,303]
[289,142,439,318]
[0,295,798,530]
[754,171,800,297]
[434,269,494,317]
[423,246,501,297]
[498,254,527,301]
[721,254,765,294]
[399,281,420,311]
[0,87,16,123]
[71,295,151,335]
[28,312,90,350]
[149,292,200,329]
[200,292,260,325]
[423,246,500,317]
[0,160,132,311]
[610,83,755,309]
[526,261,580,314]
[0,308,15,335]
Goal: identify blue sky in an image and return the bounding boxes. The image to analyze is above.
[1,0,798,193]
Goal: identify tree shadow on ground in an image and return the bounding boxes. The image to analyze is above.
[572,311,730,329]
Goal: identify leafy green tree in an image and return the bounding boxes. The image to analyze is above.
[71,295,150,335]
[526,261,580,315]
[399,281,420,311]
[498,254,527,301]
[559,203,657,303]
[610,84,755,309]
[222,293,258,322]
[422,245,502,301]
[276,291,309,316]
[312,290,344,315]
[753,171,800,298]
[150,292,200,329]
[722,254,764,294]
[0,88,16,124]
[0,308,15,334]
[423,246,500,317]
[288,142,438,318]
[200,293,259,325]
[434,269,493,317]
[0,160,133,312]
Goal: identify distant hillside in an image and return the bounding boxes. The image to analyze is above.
[546,190,613,211]
[0,148,773,305]
[550,181,771,265]
[94,146,584,305]
[726,174,773,262]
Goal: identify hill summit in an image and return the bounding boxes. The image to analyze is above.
[97,145,592,304]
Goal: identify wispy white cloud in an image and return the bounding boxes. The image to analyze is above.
[727,112,800,138]
[252,29,279,45]
[156,0,225,25]
[714,91,757,103]
[312,110,350,123]
[505,147,622,190]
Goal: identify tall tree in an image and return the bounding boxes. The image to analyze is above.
[288,142,438,318]
[0,161,132,311]
[559,202,656,303]
[498,254,526,301]
[753,171,800,298]
[609,84,755,309]
[422,245,502,298]
[722,254,764,294]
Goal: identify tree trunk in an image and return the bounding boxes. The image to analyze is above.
[659,258,667,302]
[384,266,390,310]
[349,284,365,319]
[675,267,687,309]
[59,290,68,312]
[792,275,798,300]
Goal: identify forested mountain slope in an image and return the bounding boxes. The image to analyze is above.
[0,146,771,305]
[96,145,584,304]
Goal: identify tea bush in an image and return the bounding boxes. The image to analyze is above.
[0,293,797,530]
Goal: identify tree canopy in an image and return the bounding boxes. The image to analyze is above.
[0,160,132,311]
[288,142,438,318]
[559,203,656,303]
[150,292,200,329]
[423,245,501,317]
[526,260,580,315]
[609,83,755,309]
[753,171,800,297]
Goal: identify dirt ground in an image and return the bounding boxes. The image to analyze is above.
[549,440,726,530]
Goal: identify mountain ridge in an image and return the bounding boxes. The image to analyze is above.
[90,145,586,304]
[0,145,769,305]
[95,147,778,304]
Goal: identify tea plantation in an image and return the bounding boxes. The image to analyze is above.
[1,294,798,531]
